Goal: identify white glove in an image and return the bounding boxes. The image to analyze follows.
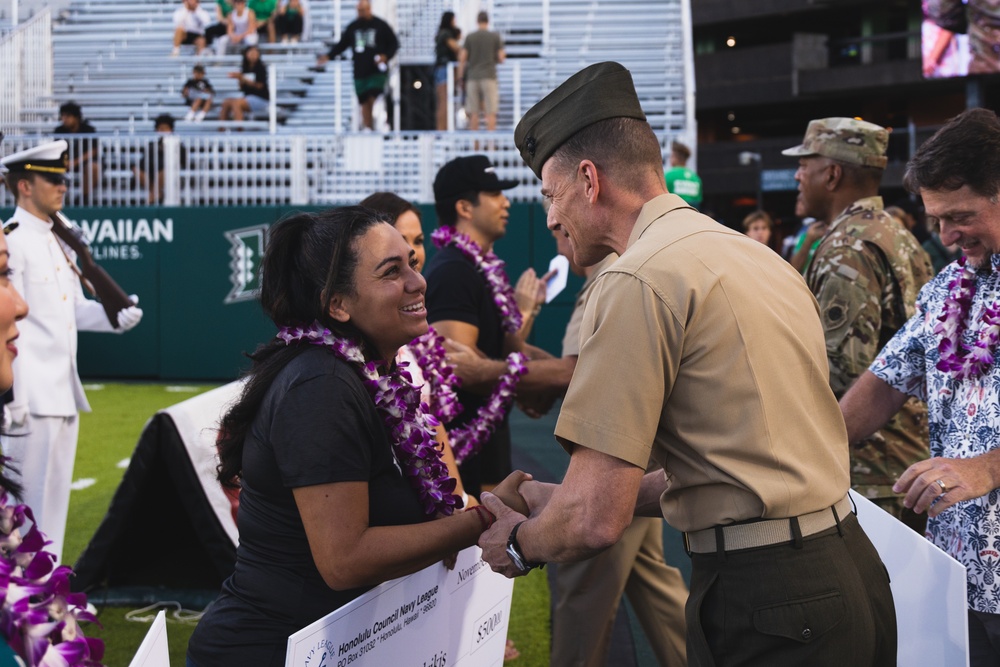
[117,306,143,331]
[129,294,139,305]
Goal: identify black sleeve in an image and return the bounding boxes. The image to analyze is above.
[380,19,399,59]
[327,20,354,58]
[269,369,378,489]
[426,258,484,327]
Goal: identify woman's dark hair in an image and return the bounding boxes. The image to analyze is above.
[216,207,383,487]
[438,11,455,31]
[241,44,261,70]
[360,192,421,226]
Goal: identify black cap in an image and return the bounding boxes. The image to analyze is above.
[515,61,646,178]
[433,155,518,202]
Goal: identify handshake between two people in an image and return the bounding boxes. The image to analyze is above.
[476,470,556,578]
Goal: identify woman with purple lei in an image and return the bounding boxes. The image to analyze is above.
[187,208,505,667]
[360,192,473,507]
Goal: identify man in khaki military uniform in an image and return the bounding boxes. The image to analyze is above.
[476,61,896,666]
[784,117,934,531]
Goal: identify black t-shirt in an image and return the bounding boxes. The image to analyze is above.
[240,60,269,100]
[434,27,460,67]
[187,347,427,667]
[54,120,98,169]
[327,16,399,80]
[182,77,215,99]
[423,245,511,486]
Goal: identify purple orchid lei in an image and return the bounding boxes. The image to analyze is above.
[0,486,104,666]
[276,321,462,517]
[449,351,529,465]
[431,226,524,334]
[934,256,1000,381]
[406,327,462,425]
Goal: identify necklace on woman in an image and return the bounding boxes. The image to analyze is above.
[431,226,523,334]
[406,327,461,424]
[277,321,462,517]
[934,256,1000,381]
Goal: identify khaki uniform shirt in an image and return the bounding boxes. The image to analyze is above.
[555,194,849,533]
[805,196,933,499]
[561,254,618,358]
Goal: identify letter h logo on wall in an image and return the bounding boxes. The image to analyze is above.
[224,224,268,304]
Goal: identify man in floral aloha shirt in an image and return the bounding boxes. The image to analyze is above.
[841,107,1000,666]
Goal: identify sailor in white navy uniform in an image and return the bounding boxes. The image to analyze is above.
[0,140,142,562]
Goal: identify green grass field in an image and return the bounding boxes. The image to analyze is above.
[68,382,552,666]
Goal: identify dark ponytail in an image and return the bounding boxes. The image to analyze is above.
[216,207,383,487]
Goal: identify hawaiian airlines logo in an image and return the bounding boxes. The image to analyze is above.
[224,224,268,304]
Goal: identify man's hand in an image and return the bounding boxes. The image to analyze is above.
[490,470,532,515]
[477,492,530,578]
[444,338,498,386]
[804,220,829,244]
[117,305,143,331]
[894,455,998,517]
[514,268,551,317]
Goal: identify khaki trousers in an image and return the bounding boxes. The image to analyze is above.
[551,516,688,666]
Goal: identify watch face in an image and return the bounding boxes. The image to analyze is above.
[505,543,526,571]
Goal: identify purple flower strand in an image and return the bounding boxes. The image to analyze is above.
[0,486,104,667]
[450,352,529,465]
[406,328,462,424]
[431,226,524,334]
[933,257,1000,381]
[277,322,462,517]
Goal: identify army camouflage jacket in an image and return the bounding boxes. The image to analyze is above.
[806,196,934,498]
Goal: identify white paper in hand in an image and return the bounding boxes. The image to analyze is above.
[545,254,570,303]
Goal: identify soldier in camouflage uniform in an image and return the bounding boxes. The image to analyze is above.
[926,0,1000,74]
[784,117,934,532]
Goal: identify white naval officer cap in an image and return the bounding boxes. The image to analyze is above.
[0,140,69,182]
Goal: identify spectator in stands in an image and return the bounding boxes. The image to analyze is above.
[275,0,304,43]
[186,207,500,667]
[53,101,100,205]
[434,11,461,131]
[134,114,187,205]
[215,0,258,55]
[664,140,702,209]
[459,11,505,132]
[318,0,399,131]
[172,0,215,56]
[219,45,269,125]
[250,0,277,44]
[183,64,215,122]
[742,209,774,246]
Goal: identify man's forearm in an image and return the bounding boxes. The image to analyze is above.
[839,371,909,444]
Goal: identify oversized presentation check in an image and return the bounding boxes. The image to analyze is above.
[286,546,514,667]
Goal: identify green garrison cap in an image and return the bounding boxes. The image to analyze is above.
[515,62,646,178]
[782,117,889,169]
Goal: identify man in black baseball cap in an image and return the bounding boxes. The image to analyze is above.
[425,154,547,501]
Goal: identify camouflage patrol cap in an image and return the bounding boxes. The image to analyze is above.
[782,117,889,169]
[514,62,646,178]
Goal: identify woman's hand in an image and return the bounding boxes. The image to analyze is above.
[490,470,533,516]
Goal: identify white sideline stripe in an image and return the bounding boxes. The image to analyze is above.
[70,478,96,491]
[166,386,202,393]
[117,458,130,469]
[82,384,105,391]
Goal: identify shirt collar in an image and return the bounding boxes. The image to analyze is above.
[10,206,54,232]
[625,193,692,250]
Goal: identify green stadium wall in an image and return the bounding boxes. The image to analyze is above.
[2,204,583,381]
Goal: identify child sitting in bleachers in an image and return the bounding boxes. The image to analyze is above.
[183,64,216,122]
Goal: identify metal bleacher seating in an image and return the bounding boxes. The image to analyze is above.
[1,0,691,206]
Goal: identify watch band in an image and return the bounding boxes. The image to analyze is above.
[506,520,544,572]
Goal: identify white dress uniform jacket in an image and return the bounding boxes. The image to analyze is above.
[5,206,116,429]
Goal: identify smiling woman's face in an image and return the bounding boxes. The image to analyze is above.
[0,234,28,393]
[331,223,428,361]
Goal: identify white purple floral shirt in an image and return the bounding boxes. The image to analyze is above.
[871,254,1000,613]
